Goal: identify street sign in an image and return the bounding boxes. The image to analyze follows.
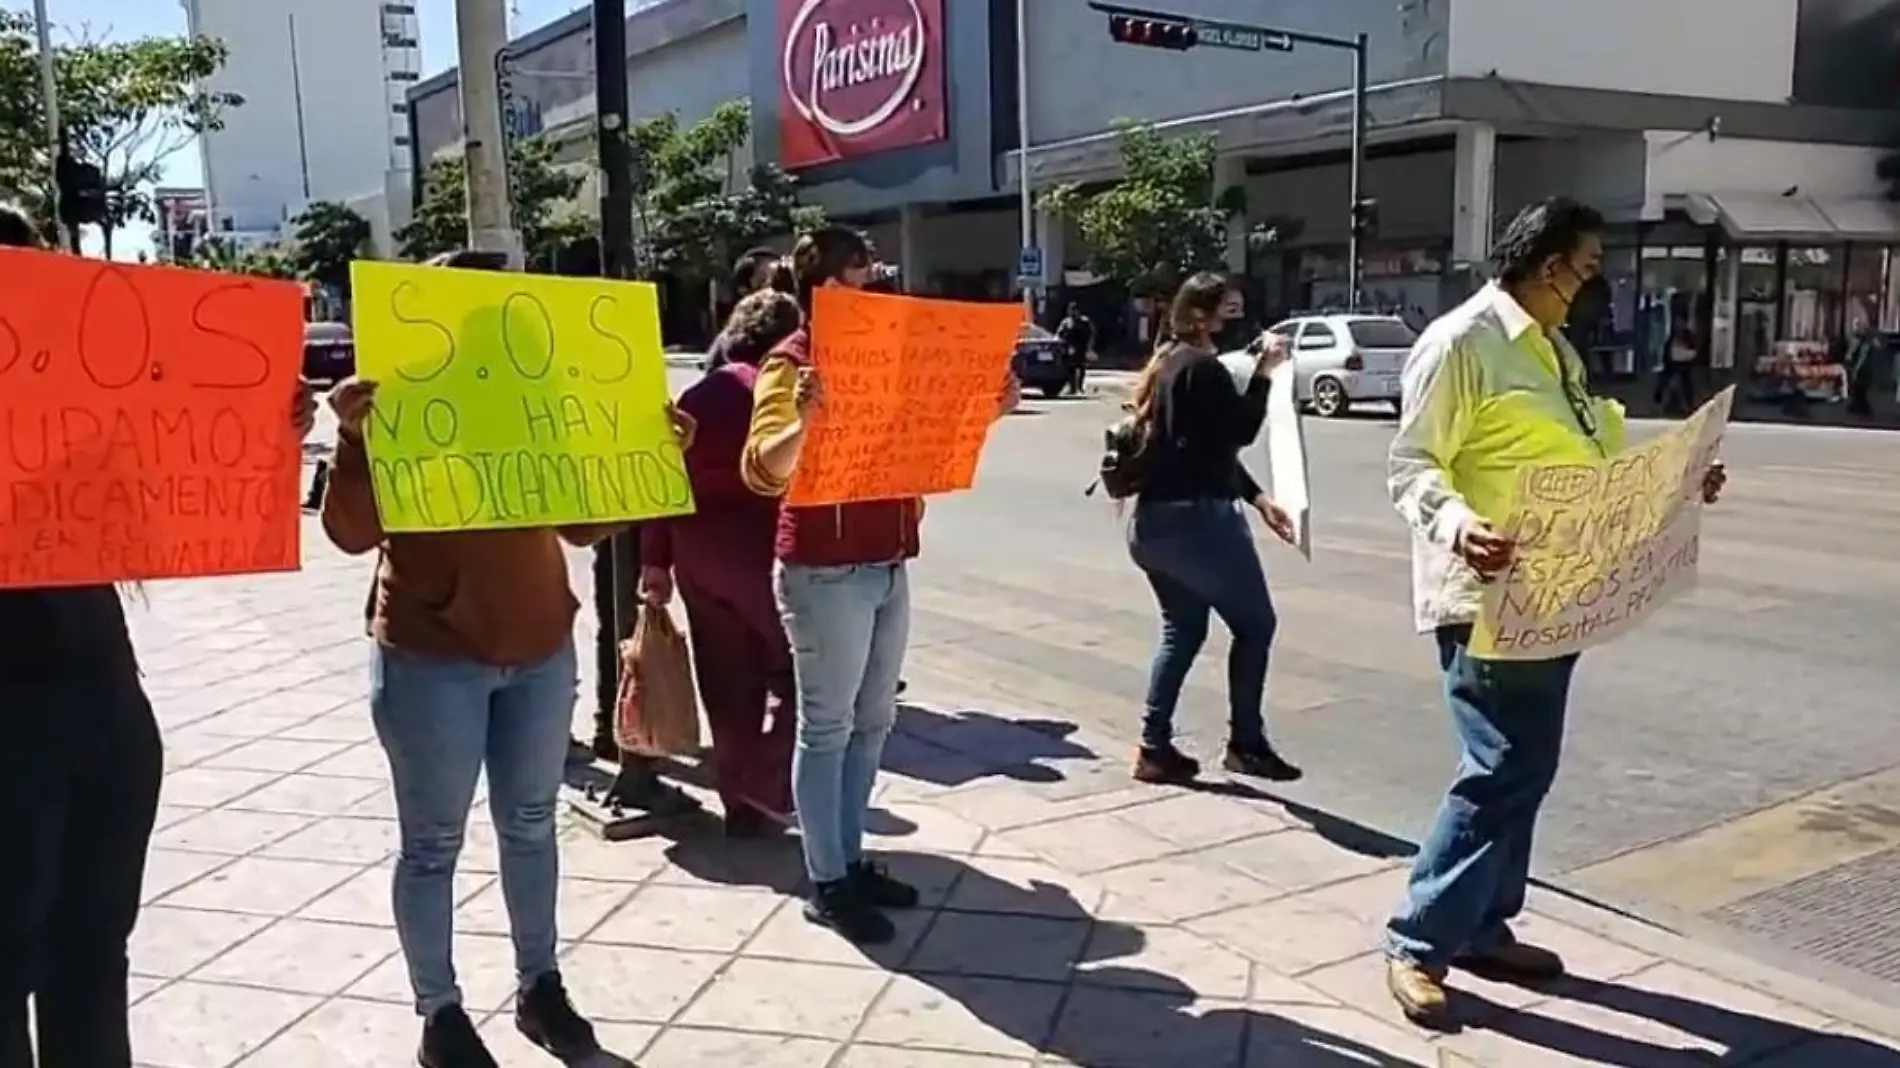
[1192,18,1292,52]
[1017,246,1044,281]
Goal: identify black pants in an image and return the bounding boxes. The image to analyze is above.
[1,679,163,1068]
[1655,363,1696,414]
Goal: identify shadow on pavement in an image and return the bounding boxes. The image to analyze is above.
[882,703,1097,788]
[1458,973,1900,1066]
[660,840,1428,1065]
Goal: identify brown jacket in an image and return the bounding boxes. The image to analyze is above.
[321,432,622,667]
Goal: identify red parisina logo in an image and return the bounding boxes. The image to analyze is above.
[778,0,945,167]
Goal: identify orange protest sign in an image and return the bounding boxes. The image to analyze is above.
[788,288,1024,507]
[0,249,305,588]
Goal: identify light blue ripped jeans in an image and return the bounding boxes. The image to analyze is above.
[370,639,577,1016]
[774,562,910,885]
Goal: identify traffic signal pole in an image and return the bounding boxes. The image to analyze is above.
[452,0,522,267]
[1088,2,1371,307]
[32,0,76,252]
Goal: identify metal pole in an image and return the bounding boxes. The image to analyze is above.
[452,0,521,265]
[1015,0,1035,316]
[574,0,695,826]
[32,0,76,251]
[1345,31,1367,310]
[288,13,313,201]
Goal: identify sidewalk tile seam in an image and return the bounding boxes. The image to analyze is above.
[916,778,1892,1037]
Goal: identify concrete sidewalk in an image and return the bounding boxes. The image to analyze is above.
[121,557,1898,1067]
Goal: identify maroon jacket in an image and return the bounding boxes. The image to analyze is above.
[739,328,922,567]
[642,363,780,632]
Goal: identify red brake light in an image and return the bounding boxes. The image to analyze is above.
[1344,353,1365,371]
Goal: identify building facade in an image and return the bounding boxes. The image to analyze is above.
[411,0,1900,422]
[182,0,421,246]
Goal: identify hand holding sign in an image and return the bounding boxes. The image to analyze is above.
[0,249,305,588]
[350,262,694,532]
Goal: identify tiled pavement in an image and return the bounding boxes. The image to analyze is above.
[117,543,1900,1067]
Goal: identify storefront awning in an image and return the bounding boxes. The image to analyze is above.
[1812,197,1900,242]
[1679,192,1838,242]
[1672,192,1900,243]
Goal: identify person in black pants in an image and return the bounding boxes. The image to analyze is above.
[0,203,317,1067]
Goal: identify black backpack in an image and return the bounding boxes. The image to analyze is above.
[1087,365,1178,500]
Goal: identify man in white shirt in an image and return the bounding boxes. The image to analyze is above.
[1383,197,1726,1026]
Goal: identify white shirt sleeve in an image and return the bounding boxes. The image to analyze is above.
[1388,332,1480,549]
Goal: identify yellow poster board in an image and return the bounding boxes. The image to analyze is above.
[350,262,693,532]
[1472,387,1733,659]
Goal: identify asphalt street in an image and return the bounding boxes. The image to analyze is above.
[657,366,1900,1002]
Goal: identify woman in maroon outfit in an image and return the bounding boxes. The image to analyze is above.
[640,290,803,835]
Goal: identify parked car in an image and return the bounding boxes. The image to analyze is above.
[303,321,354,386]
[1255,314,1416,417]
[1012,325,1074,399]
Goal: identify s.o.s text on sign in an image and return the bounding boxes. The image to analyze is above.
[349,262,693,532]
[0,250,305,589]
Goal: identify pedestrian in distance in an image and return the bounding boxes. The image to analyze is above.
[319,248,697,1068]
[0,202,317,1068]
[1383,197,1728,1027]
[1118,272,1304,787]
[640,288,804,837]
[705,247,786,371]
[742,226,1019,945]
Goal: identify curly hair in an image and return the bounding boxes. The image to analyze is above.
[718,289,803,367]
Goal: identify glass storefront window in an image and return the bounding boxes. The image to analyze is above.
[1639,245,1708,373]
[1569,245,1639,379]
[1735,246,1779,380]
[1783,247,1845,347]
[1844,246,1885,337]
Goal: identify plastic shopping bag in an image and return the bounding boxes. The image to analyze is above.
[613,603,701,756]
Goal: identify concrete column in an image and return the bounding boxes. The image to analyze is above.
[1034,206,1065,290]
[897,203,925,292]
[1213,154,1247,274]
[454,0,522,267]
[1451,122,1497,270]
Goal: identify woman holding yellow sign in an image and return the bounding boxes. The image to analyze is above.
[743,227,1017,946]
[321,249,695,1068]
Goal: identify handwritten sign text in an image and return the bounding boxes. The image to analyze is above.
[0,250,304,588]
[789,288,1022,507]
[1473,388,1734,659]
[350,262,692,532]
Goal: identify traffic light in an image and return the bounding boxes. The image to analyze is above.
[1350,197,1380,241]
[1107,14,1198,50]
[55,146,107,227]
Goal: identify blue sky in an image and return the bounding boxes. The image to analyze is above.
[11,0,588,255]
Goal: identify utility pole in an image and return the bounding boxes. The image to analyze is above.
[568,0,699,839]
[1013,0,1036,317]
[452,0,521,265]
[1089,2,1373,307]
[32,0,75,252]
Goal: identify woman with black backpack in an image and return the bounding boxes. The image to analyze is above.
[1113,273,1303,786]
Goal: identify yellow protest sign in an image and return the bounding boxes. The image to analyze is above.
[1472,387,1733,660]
[350,262,693,532]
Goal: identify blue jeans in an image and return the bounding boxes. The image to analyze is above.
[1385,625,1577,969]
[370,640,578,1016]
[775,562,909,885]
[1126,498,1276,751]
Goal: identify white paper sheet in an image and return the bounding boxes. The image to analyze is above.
[1221,352,1311,559]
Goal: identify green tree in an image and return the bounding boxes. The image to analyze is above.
[396,137,587,263]
[627,99,823,288]
[187,236,298,279]
[0,12,241,256]
[288,200,371,292]
[1039,121,1244,296]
